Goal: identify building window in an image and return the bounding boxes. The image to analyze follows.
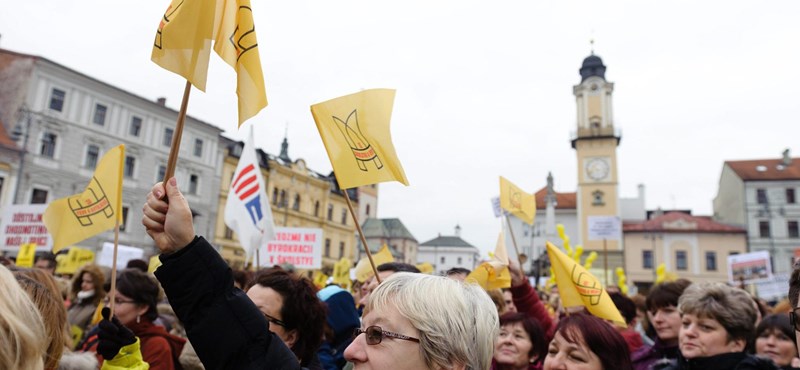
[129,116,142,137]
[457,257,462,265]
[676,251,687,271]
[279,190,287,207]
[592,190,605,206]
[31,188,48,204]
[440,256,446,264]
[756,189,767,204]
[327,204,334,221]
[789,221,799,238]
[40,132,57,158]
[156,165,166,182]
[314,201,320,217]
[188,174,199,194]
[759,221,771,238]
[366,204,371,217]
[292,195,300,211]
[272,188,279,205]
[194,138,203,157]
[705,251,717,271]
[339,242,345,258]
[163,128,174,147]
[124,156,136,178]
[324,239,331,257]
[49,88,66,111]
[85,145,100,169]
[224,226,234,239]
[93,104,107,126]
[119,207,129,232]
[341,209,347,225]
[642,250,653,269]
[0,178,4,202]
[788,188,796,204]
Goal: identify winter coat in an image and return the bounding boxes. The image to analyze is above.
[509,278,556,340]
[154,237,301,370]
[661,352,778,370]
[83,318,186,370]
[490,359,543,370]
[632,338,680,370]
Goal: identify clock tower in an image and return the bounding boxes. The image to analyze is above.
[572,53,622,267]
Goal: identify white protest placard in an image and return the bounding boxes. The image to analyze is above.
[97,242,144,268]
[588,216,621,241]
[753,274,789,301]
[262,227,323,269]
[491,197,502,218]
[728,250,772,284]
[0,204,52,251]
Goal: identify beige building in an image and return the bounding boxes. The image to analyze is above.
[624,211,746,292]
[214,137,363,272]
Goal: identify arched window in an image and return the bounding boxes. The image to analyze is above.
[314,201,320,217]
[293,194,301,211]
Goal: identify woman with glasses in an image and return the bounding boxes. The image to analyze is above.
[81,268,186,370]
[659,283,776,370]
[344,272,499,370]
[245,268,327,369]
[755,314,800,369]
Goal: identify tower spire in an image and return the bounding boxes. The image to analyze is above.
[279,121,291,163]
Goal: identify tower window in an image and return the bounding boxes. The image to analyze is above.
[592,190,605,206]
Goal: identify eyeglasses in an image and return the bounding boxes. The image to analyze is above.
[791,308,800,331]
[103,297,137,305]
[263,313,286,328]
[353,325,420,345]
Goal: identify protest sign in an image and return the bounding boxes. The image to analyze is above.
[262,227,322,269]
[0,204,52,251]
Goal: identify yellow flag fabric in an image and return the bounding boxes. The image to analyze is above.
[415,262,434,274]
[43,145,124,251]
[213,0,267,125]
[152,0,217,91]
[16,243,37,267]
[311,89,408,189]
[55,247,96,275]
[499,176,536,224]
[467,232,511,290]
[354,244,394,282]
[148,255,163,273]
[546,242,625,326]
[332,258,352,290]
[152,0,267,125]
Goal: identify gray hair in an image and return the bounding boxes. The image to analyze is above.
[367,272,499,370]
[678,282,756,344]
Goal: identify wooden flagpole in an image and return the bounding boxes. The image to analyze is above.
[163,81,192,182]
[504,214,525,269]
[343,189,381,284]
[108,219,121,318]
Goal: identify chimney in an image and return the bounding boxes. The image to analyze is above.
[783,148,792,166]
[638,184,646,200]
[157,97,167,106]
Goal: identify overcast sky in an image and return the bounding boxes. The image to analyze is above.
[2,1,798,255]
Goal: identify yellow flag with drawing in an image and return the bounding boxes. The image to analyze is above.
[43,145,125,251]
[499,176,536,224]
[16,243,37,268]
[546,242,625,326]
[354,244,394,282]
[467,232,511,290]
[311,89,408,189]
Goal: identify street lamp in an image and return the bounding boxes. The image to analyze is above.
[11,107,32,205]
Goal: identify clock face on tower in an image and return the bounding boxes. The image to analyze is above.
[585,157,610,181]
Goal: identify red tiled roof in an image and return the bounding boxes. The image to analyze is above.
[534,187,577,209]
[623,211,745,233]
[726,158,800,181]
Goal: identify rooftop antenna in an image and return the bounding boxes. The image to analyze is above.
[589,31,596,55]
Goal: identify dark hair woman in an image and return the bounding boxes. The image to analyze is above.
[492,312,549,370]
[544,312,633,370]
[632,279,692,370]
[755,314,800,369]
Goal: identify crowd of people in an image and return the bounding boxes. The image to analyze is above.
[2,178,800,370]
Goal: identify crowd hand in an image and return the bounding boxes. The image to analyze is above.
[142,177,195,254]
[508,258,524,286]
[97,307,136,361]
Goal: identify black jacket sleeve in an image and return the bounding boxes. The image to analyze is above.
[155,236,300,370]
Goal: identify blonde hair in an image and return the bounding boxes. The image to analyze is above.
[15,271,68,370]
[0,265,47,370]
[367,273,499,370]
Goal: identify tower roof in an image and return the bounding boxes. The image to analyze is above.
[579,54,606,82]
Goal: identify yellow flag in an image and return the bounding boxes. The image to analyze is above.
[415,262,434,274]
[152,0,217,91]
[332,258,352,289]
[546,242,625,326]
[213,0,267,125]
[148,255,163,273]
[467,232,511,290]
[313,271,329,289]
[499,176,536,224]
[354,244,394,282]
[55,247,96,275]
[311,89,409,189]
[16,243,37,267]
[43,145,124,251]
[152,0,267,125]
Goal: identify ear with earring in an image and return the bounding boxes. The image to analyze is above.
[136,315,141,324]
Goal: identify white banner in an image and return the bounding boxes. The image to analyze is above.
[97,242,144,268]
[0,204,52,251]
[491,197,502,218]
[262,227,323,269]
[728,250,772,284]
[588,216,621,241]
